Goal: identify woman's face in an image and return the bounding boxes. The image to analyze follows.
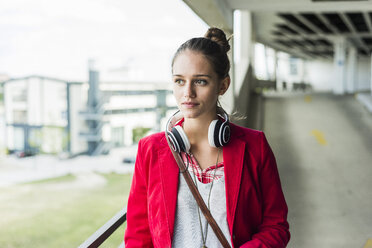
[172,50,229,120]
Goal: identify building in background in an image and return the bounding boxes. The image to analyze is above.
[2,76,86,156]
[1,72,176,157]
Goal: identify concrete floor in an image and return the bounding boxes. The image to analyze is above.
[262,91,372,248]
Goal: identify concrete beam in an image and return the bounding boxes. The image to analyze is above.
[228,0,372,12]
[182,0,233,34]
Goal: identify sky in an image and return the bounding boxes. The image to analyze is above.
[0,0,209,82]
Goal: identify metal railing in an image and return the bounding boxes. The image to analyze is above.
[78,208,127,248]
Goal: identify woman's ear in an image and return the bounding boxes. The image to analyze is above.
[219,76,230,95]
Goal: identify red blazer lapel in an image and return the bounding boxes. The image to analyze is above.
[223,123,246,235]
[158,134,179,245]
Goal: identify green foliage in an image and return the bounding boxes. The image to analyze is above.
[132,126,151,143]
[24,173,76,185]
[0,172,132,248]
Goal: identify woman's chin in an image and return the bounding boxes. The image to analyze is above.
[180,109,201,119]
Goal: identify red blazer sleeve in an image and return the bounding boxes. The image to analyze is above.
[124,139,154,247]
[241,132,290,248]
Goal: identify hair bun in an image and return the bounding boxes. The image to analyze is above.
[204,27,230,53]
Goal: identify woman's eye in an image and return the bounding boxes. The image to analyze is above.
[174,79,185,85]
[194,79,207,85]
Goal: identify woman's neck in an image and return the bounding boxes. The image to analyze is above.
[183,113,217,146]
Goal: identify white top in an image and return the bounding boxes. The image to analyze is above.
[172,174,232,247]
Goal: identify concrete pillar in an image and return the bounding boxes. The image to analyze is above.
[264,46,270,80]
[272,49,279,90]
[370,52,372,96]
[223,36,234,114]
[273,49,278,81]
[87,60,100,108]
[87,59,102,155]
[346,46,357,93]
[233,10,254,96]
[333,37,347,95]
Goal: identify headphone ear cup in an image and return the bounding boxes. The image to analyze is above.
[169,125,190,153]
[220,122,231,146]
[208,119,220,147]
[167,130,180,152]
[208,119,230,147]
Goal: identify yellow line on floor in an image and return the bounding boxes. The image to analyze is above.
[311,130,328,145]
[364,239,372,248]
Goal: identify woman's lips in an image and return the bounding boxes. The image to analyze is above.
[182,102,199,108]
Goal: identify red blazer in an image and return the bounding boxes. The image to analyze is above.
[124,123,290,247]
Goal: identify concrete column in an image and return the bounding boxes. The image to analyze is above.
[333,37,347,95]
[272,49,281,91]
[370,52,372,96]
[87,60,100,108]
[264,46,270,80]
[273,49,278,81]
[87,59,101,155]
[223,35,234,114]
[233,10,253,96]
[346,46,357,93]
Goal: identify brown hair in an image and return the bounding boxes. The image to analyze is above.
[172,27,231,79]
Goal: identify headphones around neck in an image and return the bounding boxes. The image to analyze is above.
[166,107,230,153]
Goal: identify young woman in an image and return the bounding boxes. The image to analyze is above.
[124,27,290,248]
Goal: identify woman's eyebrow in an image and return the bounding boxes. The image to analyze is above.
[194,74,211,78]
[172,74,211,78]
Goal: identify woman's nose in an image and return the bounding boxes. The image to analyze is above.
[184,82,196,98]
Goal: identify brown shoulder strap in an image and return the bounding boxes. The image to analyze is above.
[165,132,231,248]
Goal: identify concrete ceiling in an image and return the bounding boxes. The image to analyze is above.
[183,0,372,59]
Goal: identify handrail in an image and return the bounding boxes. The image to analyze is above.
[78,207,127,248]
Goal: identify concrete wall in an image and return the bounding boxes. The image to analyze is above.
[303,57,371,92]
[232,10,258,128]
[357,56,371,91]
[276,53,307,90]
[234,65,258,128]
[304,59,334,92]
